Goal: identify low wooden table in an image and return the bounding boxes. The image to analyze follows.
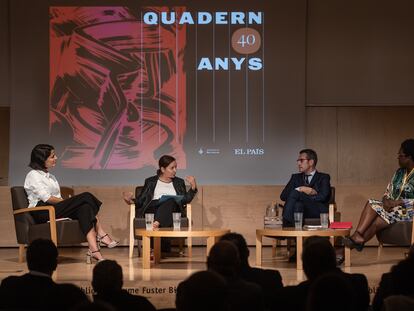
[135,227,230,269]
[256,227,351,270]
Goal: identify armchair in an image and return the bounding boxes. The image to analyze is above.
[376,221,414,260]
[11,186,86,262]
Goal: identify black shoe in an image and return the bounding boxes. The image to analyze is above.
[336,255,345,266]
[288,253,297,263]
[343,237,364,252]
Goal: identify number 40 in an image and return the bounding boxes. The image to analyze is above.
[237,34,256,47]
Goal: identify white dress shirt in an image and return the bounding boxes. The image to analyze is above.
[24,170,62,207]
[153,179,176,200]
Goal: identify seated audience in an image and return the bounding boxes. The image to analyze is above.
[372,249,414,311]
[92,259,156,311]
[382,295,414,311]
[219,232,283,310]
[176,270,228,311]
[277,236,369,311]
[306,273,354,311]
[0,238,59,310]
[49,283,90,310]
[123,154,197,252]
[344,139,414,251]
[207,241,264,311]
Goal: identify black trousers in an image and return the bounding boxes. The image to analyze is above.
[145,199,181,252]
[282,190,328,226]
[31,192,102,235]
[145,199,181,227]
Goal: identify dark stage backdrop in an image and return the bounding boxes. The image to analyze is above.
[9,0,306,185]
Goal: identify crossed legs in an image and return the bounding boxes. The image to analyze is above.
[350,201,389,244]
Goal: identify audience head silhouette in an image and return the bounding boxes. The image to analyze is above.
[302,236,336,281]
[92,260,123,295]
[307,273,354,311]
[220,232,250,267]
[27,238,58,276]
[176,270,228,311]
[207,240,241,279]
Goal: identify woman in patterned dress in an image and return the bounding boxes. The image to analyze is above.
[344,139,414,251]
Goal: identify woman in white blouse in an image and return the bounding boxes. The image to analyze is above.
[24,144,118,263]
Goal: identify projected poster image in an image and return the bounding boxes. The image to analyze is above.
[50,7,187,169]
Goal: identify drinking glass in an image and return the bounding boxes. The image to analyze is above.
[145,213,154,230]
[172,212,181,230]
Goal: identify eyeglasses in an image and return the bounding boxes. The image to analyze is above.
[297,158,309,163]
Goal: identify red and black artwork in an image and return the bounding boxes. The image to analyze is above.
[50,7,187,169]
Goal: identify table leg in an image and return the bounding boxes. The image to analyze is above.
[206,236,217,256]
[296,236,303,270]
[154,237,161,263]
[142,236,151,269]
[187,237,193,258]
[344,245,351,267]
[256,232,262,267]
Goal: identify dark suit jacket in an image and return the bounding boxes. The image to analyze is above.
[280,171,331,204]
[0,273,57,310]
[135,175,197,217]
[94,290,156,311]
[275,269,369,311]
[240,266,283,310]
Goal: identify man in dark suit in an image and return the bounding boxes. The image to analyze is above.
[280,149,331,227]
[0,238,59,310]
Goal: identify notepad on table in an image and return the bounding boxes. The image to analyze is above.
[329,222,352,229]
[159,195,184,204]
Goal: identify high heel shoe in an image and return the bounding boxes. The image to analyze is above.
[86,249,105,264]
[343,236,364,252]
[97,234,119,248]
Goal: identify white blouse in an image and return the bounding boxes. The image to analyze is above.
[24,170,62,207]
[153,179,176,200]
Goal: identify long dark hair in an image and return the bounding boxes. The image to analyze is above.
[157,155,176,176]
[29,144,54,170]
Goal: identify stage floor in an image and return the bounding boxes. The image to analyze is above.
[0,246,407,309]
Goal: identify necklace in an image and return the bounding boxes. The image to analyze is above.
[397,168,414,199]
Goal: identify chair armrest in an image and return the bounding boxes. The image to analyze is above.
[13,206,55,215]
[186,204,192,229]
[328,203,335,223]
[13,206,57,245]
[130,203,136,219]
[411,221,414,245]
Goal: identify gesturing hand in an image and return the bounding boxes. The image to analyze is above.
[185,175,197,190]
[122,191,134,205]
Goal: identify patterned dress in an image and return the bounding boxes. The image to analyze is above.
[370,168,414,224]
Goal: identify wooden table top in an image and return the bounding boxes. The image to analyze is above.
[135,227,231,238]
[257,227,351,237]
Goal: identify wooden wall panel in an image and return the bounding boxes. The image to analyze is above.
[202,186,282,245]
[307,0,414,105]
[337,107,414,184]
[0,108,9,185]
[0,185,388,247]
[0,0,9,107]
[306,107,338,184]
